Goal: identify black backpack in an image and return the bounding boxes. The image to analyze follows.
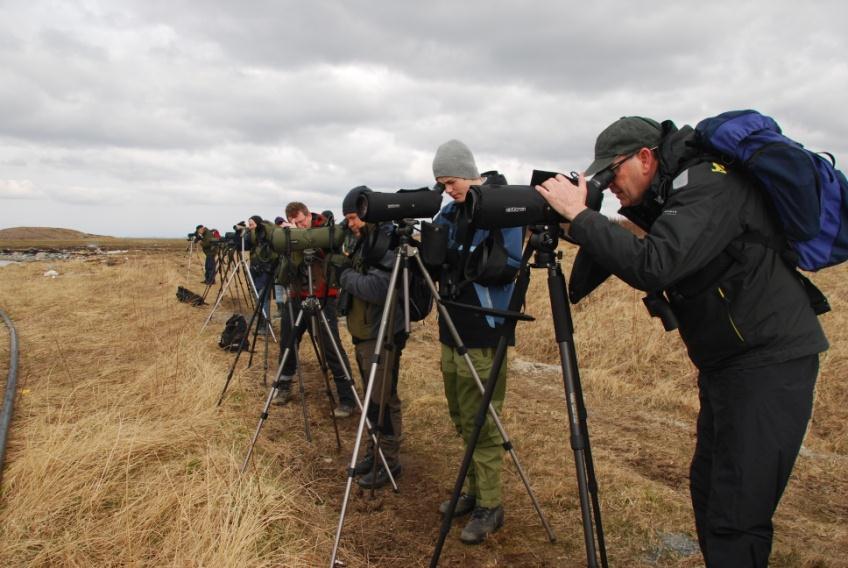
[176,286,205,306]
[403,263,434,322]
[218,315,248,352]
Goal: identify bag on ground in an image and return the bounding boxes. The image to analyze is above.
[176,286,205,306]
[219,314,248,352]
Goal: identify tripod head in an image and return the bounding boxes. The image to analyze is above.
[527,224,566,269]
[302,248,320,266]
[393,218,418,242]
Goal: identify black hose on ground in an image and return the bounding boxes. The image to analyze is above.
[0,308,19,487]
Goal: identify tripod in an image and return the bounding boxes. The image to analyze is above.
[201,240,277,342]
[329,220,554,568]
[216,275,277,395]
[200,246,229,304]
[238,250,399,486]
[186,237,197,282]
[429,224,607,568]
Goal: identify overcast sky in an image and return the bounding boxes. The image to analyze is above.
[1,1,846,237]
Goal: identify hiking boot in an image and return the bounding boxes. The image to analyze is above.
[273,381,292,405]
[352,452,376,477]
[459,505,504,545]
[356,462,402,489]
[439,493,476,517]
[333,404,354,418]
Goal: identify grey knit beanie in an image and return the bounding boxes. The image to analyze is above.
[432,139,480,179]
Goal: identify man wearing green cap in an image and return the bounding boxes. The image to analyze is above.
[535,117,828,567]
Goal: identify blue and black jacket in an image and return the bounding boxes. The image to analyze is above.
[433,199,523,348]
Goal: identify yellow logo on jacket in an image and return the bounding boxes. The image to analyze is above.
[711,163,727,174]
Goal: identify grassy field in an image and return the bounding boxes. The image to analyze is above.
[0,237,186,252]
[0,243,845,567]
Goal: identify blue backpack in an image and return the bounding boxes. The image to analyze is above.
[695,110,848,271]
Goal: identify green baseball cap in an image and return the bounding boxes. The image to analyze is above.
[584,116,663,176]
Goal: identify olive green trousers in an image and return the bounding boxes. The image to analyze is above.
[441,344,508,508]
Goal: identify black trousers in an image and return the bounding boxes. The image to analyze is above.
[279,296,355,406]
[251,270,272,327]
[204,252,216,284]
[690,354,818,567]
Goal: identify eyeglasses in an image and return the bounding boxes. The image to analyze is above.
[607,151,638,174]
[606,146,658,175]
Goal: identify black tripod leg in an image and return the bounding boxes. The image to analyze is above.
[430,247,534,567]
[431,339,509,567]
[200,255,240,334]
[329,249,404,568]
[412,253,555,542]
[217,280,267,406]
[368,304,398,500]
[240,308,308,472]
[316,296,399,493]
[202,250,224,303]
[308,314,342,450]
[247,282,274,369]
[548,265,606,568]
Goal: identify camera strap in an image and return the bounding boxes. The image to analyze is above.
[448,209,476,296]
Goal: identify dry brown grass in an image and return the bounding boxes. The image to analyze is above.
[0,245,845,567]
[0,236,186,252]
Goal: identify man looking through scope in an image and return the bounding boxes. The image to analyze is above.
[431,140,523,545]
[535,116,828,567]
[330,186,408,489]
[242,216,275,335]
[194,224,217,285]
[274,202,356,418]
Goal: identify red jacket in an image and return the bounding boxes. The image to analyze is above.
[290,212,339,299]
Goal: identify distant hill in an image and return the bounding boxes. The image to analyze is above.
[0,227,111,240]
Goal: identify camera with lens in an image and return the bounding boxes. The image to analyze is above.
[357,186,443,223]
[252,220,348,287]
[222,231,241,247]
[462,168,616,229]
[262,222,346,254]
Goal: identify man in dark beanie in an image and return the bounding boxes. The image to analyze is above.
[536,116,828,567]
[327,185,408,488]
[430,139,523,544]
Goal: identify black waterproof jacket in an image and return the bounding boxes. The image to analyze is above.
[338,223,405,343]
[569,127,828,371]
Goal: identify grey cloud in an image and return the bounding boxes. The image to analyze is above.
[1,0,847,236]
[0,180,43,199]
